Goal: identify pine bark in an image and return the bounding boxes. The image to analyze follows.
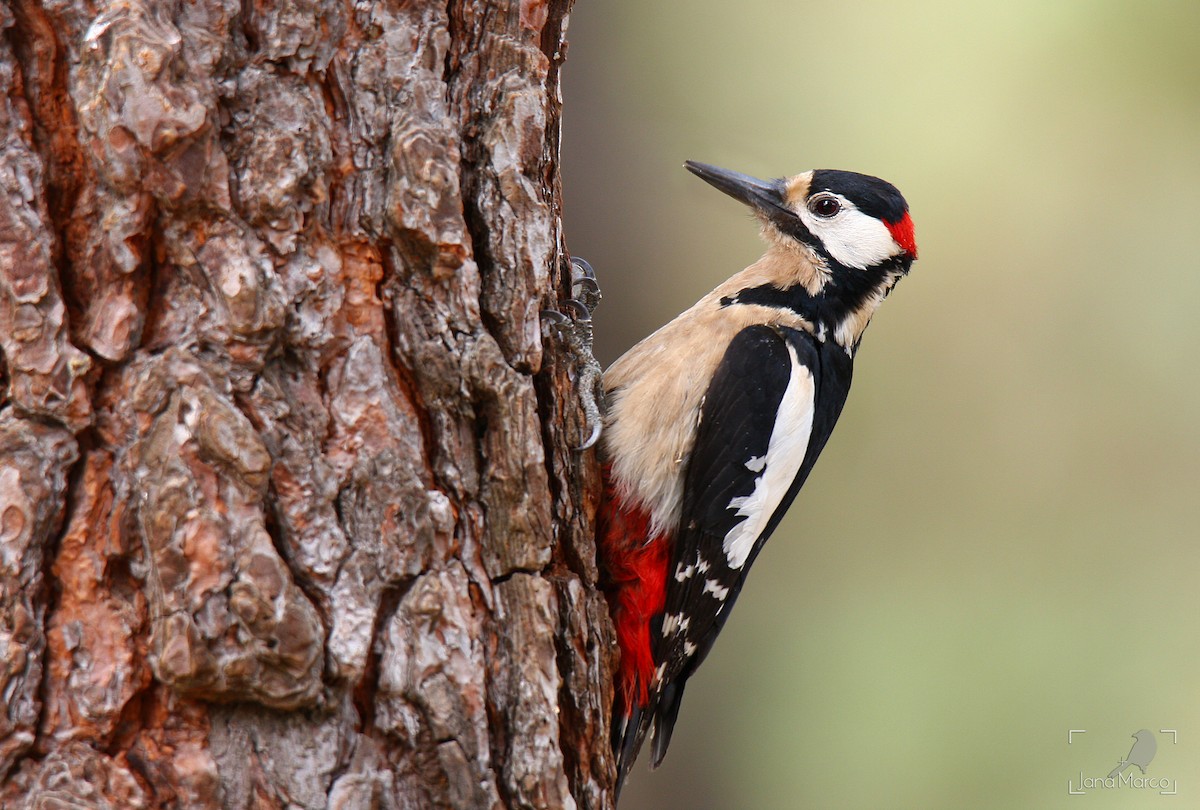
[0,1,614,808]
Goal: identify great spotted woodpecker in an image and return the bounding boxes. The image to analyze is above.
[597,161,918,793]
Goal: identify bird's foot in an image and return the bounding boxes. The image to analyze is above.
[568,257,602,314]
[542,257,605,450]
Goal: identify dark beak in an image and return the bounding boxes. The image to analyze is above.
[684,161,791,221]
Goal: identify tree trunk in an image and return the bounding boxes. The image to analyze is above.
[0,1,614,808]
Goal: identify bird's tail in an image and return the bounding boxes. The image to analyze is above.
[1108,761,1129,779]
[649,680,686,768]
[612,679,690,802]
[613,702,653,802]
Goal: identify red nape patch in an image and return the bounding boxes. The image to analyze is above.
[885,212,918,259]
[597,465,671,713]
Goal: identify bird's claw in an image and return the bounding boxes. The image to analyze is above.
[545,256,606,450]
[540,308,569,327]
[573,275,601,295]
[570,257,602,314]
[562,299,592,322]
[578,416,603,452]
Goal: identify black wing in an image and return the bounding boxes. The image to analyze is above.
[647,323,851,765]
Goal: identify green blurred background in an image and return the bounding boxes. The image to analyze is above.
[560,2,1200,807]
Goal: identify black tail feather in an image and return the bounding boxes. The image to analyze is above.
[650,680,686,768]
[613,703,651,803]
[613,679,691,802]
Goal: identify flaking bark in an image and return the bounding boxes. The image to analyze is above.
[0,1,614,808]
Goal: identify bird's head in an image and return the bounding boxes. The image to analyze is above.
[684,161,917,275]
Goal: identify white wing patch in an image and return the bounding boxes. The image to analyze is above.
[721,343,815,570]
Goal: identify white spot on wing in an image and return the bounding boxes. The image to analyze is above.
[703,578,730,601]
[745,455,766,473]
[661,613,691,636]
[722,343,815,570]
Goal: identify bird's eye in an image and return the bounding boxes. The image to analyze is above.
[809,196,841,218]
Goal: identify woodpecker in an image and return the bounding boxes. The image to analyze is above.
[597,161,918,793]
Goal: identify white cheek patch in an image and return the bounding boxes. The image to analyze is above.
[721,344,815,570]
[799,197,902,270]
